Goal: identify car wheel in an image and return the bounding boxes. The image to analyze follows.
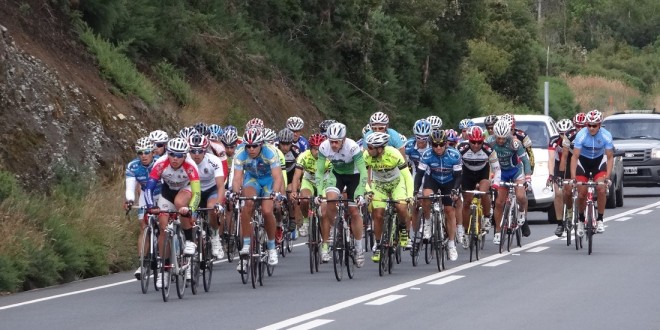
[615,181,624,207]
[547,202,557,224]
[605,181,617,209]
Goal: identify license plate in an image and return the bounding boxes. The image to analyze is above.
[624,167,638,174]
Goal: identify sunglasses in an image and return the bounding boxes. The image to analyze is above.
[225,144,236,149]
[367,145,380,150]
[329,139,342,144]
[155,143,166,148]
[168,152,186,158]
[371,126,387,131]
[137,150,152,156]
[310,147,319,151]
[469,141,483,145]
[485,126,494,130]
[190,149,205,154]
[415,136,427,140]
[588,124,599,128]
[245,144,260,149]
[432,142,446,148]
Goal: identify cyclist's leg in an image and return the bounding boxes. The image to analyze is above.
[478,179,492,218]
[240,177,260,251]
[157,188,178,258]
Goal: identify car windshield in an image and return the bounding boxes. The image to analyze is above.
[516,121,550,148]
[603,118,660,140]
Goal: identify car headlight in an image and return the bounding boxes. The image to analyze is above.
[652,148,660,159]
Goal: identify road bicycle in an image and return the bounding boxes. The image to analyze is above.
[374,198,408,276]
[361,204,375,255]
[190,208,215,294]
[463,189,489,262]
[572,178,609,255]
[416,194,451,272]
[159,210,187,302]
[498,181,525,253]
[127,206,160,294]
[326,197,357,281]
[221,195,240,263]
[237,195,276,289]
[558,179,581,249]
[278,194,294,258]
[297,197,321,274]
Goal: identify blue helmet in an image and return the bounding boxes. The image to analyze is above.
[413,119,431,136]
[207,124,223,141]
[458,119,474,130]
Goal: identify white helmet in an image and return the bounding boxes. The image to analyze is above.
[286,116,304,131]
[366,132,390,147]
[493,120,511,138]
[220,130,238,146]
[263,128,277,143]
[586,109,603,124]
[327,123,347,139]
[361,124,371,136]
[426,115,443,130]
[557,118,574,133]
[369,112,389,125]
[135,137,154,151]
[167,137,189,153]
[178,127,197,140]
[149,130,169,143]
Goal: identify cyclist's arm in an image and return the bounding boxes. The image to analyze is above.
[231,168,244,194]
[516,142,532,175]
[488,150,502,184]
[570,147,581,180]
[271,165,285,195]
[125,176,138,202]
[401,164,413,198]
[605,149,614,180]
[558,146,568,175]
[183,162,201,211]
[315,153,327,196]
[414,162,428,193]
[452,166,463,190]
[290,167,304,194]
[353,152,368,198]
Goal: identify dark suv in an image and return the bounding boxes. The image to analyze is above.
[602,111,660,187]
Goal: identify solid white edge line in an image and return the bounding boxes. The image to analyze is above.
[364,294,406,305]
[482,260,511,267]
[637,210,653,215]
[527,246,549,253]
[286,319,334,330]
[3,202,659,314]
[427,275,464,285]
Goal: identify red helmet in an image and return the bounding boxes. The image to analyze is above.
[573,112,587,127]
[245,118,264,129]
[467,126,484,142]
[308,133,326,147]
[585,109,603,124]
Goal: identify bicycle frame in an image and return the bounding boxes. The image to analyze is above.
[497,182,524,253]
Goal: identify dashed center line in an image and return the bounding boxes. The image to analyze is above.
[365,294,406,305]
[637,210,653,215]
[527,246,549,253]
[483,260,510,267]
[287,319,334,330]
[427,275,464,285]
[615,216,632,222]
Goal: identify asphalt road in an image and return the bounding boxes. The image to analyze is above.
[2,188,659,330]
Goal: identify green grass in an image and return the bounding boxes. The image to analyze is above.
[153,60,195,106]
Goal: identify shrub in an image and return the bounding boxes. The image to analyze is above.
[154,61,195,106]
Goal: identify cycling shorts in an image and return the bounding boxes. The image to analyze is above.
[371,178,407,209]
[576,154,607,182]
[243,173,274,197]
[423,178,454,207]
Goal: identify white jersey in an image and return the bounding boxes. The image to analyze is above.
[151,155,200,190]
[318,138,362,174]
[195,153,225,191]
[209,141,228,162]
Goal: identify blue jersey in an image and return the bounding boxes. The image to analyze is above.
[293,136,310,153]
[573,127,614,159]
[233,144,281,178]
[485,135,531,174]
[125,156,161,196]
[417,148,462,184]
[405,137,430,168]
[363,128,405,149]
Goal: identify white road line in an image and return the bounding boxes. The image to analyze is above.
[615,217,632,222]
[482,260,510,267]
[427,275,464,285]
[287,319,334,330]
[637,210,653,215]
[527,246,549,253]
[4,202,660,315]
[365,294,406,305]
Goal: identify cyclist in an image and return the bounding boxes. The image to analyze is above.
[315,123,367,267]
[484,115,498,137]
[277,128,301,238]
[263,127,289,243]
[446,129,460,147]
[405,119,431,239]
[548,118,574,236]
[364,132,414,261]
[569,109,613,235]
[415,130,462,261]
[149,130,169,156]
[502,113,535,172]
[485,120,532,244]
[458,118,474,141]
[458,126,500,247]
[554,113,586,235]
[188,134,226,258]
[144,138,202,288]
[179,126,197,141]
[319,119,337,137]
[286,116,310,152]
[363,112,406,158]
[426,115,443,131]
[290,134,331,237]
[124,137,161,280]
[231,128,285,272]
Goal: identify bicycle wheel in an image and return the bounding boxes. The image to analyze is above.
[587,205,594,255]
[266,242,275,277]
[565,207,572,246]
[395,227,402,265]
[515,227,522,248]
[346,235,355,280]
[411,211,423,267]
[175,237,186,299]
[250,228,259,289]
[434,214,444,272]
[161,236,171,302]
[190,229,203,295]
[308,215,317,274]
[332,222,344,281]
[469,208,476,262]
[499,204,509,253]
[139,227,152,294]
[202,232,213,292]
[362,206,374,252]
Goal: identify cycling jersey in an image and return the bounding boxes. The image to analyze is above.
[316,138,368,198]
[145,156,201,211]
[234,144,281,178]
[125,155,161,202]
[195,153,225,191]
[514,128,535,170]
[362,128,406,149]
[457,141,501,183]
[295,150,331,184]
[209,141,229,178]
[364,146,413,208]
[404,137,430,169]
[415,147,462,188]
[485,135,531,174]
[561,128,579,154]
[573,127,614,159]
[293,136,310,153]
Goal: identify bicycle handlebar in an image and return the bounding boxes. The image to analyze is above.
[462,190,488,195]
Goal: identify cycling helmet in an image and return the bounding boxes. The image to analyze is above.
[499,113,513,123]
[193,122,208,136]
[149,130,169,143]
[188,134,210,150]
[586,109,603,124]
[319,119,337,134]
[178,126,197,140]
[207,124,223,141]
[399,134,407,143]
[263,128,277,143]
[277,128,294,143]
[220,129,238,146]
[573,112,587,127]
[430,129,447,144]
[445,129,458,142]
[366,132,389,148]
[286,116,304,131]
[308,133,326,147]
[458,118,474,130]
[246,118,264,129]
[467,126,485,142]
[243,127,264,145]
[369,112,389,125]
[484,115,498,126]
[167,137,189,153]
[556,118,574,133]
[135,137,154,151]
[426,115,443,130]
[224,125,237,134]
[327,123,347,139]
[361,124,371,136]
[493,120,511,138]
[413,119,431,136]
